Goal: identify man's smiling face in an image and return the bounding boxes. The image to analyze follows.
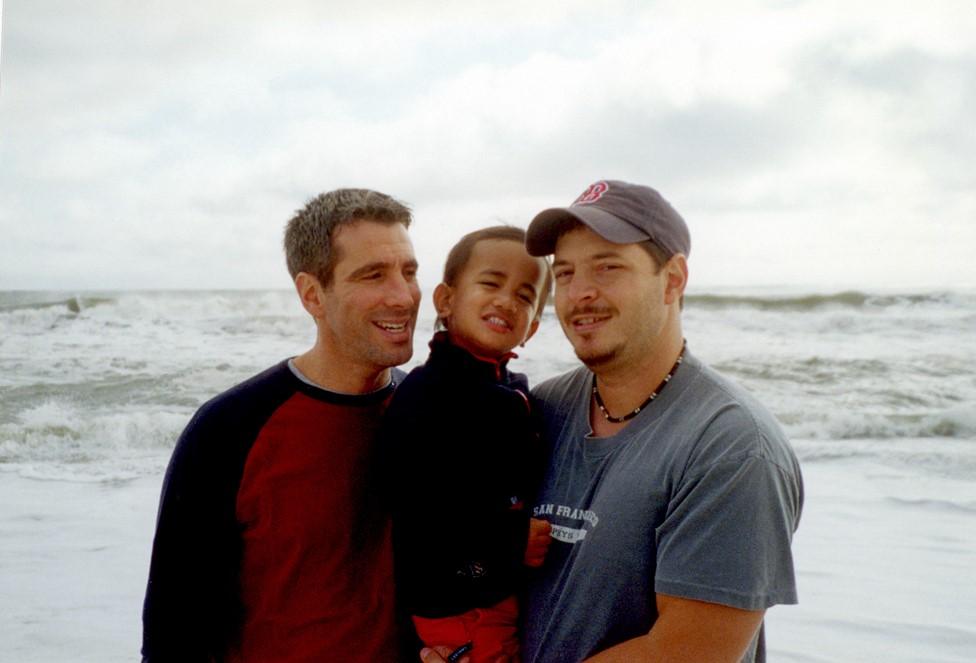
[318,219,421,376]
[552,226,669,372]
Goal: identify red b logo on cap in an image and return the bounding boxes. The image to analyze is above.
[573,181,609,205]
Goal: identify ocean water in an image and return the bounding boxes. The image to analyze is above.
[2,288,976,662]
[2,288,974,481]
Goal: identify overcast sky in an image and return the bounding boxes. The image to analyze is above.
[1,1,974,292]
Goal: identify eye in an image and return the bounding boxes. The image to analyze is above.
[517,292,535,305]
[594,263,624,279]
[478,280,500,289]
[553,269,572,283]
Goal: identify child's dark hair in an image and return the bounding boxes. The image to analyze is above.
[438,225,553,330]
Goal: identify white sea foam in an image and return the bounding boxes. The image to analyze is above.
[0,399,185,481]
[2,288,974,480]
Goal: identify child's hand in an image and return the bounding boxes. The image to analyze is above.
[523,517,552,568]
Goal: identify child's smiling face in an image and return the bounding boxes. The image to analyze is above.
[434,238,548,360]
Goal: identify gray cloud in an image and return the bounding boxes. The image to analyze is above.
[2,1,974,290]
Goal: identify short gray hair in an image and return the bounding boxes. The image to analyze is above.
[284,188,412,286]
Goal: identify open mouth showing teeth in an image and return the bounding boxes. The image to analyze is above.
[485,316,512,330]
[376,322,407,332]
[574,317,606,326]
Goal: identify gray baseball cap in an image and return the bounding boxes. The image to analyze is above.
[526,180,691,258]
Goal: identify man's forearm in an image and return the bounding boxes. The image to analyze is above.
[584,594,764,663]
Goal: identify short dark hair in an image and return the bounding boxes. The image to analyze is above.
[637,239,670,273]
[284,188,412,286]
[438,225,553,329]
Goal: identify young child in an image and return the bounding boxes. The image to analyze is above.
[381,226,553,663]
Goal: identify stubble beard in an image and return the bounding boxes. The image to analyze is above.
[573,343,620,371]
[567,324,622,370]
[560,305,621,371]
[370,343,413,371]
[335,318,417,377]
[362,326,416,371]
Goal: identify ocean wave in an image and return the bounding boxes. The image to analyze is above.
[716,357,893,385]
[793,444,876,464]
[0,290,306,339]
[0,295,118,331]
[8,463,153,484]
[0,294,116,315]
[218,315,306,336]
[794,438,976,480]
[782,405,976,441]
[0,400,186,474]
[685,290,966,312]
[884,497,976,514]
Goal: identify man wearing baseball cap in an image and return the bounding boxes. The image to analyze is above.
[518,180,802,662]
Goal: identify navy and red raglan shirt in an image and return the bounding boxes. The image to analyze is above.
[142,360,406,663]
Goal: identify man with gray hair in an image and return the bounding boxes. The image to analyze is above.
[143,188,421,662]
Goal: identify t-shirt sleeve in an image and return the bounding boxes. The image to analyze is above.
[654,449,800,611]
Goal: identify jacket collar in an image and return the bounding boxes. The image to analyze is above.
[428,330,516,382]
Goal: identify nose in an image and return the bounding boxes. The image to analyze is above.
[493,291,518,312]
[564,271,597,304]
[385,272,420,309]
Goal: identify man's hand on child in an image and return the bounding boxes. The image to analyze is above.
[418,518,549,663]
[420,646,469,663]
[523,517,552,568]
[420,645,512,663]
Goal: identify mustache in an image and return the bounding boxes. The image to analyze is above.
[565,305,614,318]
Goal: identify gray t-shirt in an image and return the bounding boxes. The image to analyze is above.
[522,351,803,663]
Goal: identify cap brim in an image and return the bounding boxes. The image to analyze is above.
[526,206,651,256]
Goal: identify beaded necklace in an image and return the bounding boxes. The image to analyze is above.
[592,342,686,423]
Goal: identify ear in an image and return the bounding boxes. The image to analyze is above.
[432,282,454,324]
[663,254,688,306]
[295,272,326,318]
[520,317,541,347]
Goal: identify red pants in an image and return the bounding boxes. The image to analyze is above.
[412,595,520,663]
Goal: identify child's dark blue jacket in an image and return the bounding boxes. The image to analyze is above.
[380,332,543,618]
